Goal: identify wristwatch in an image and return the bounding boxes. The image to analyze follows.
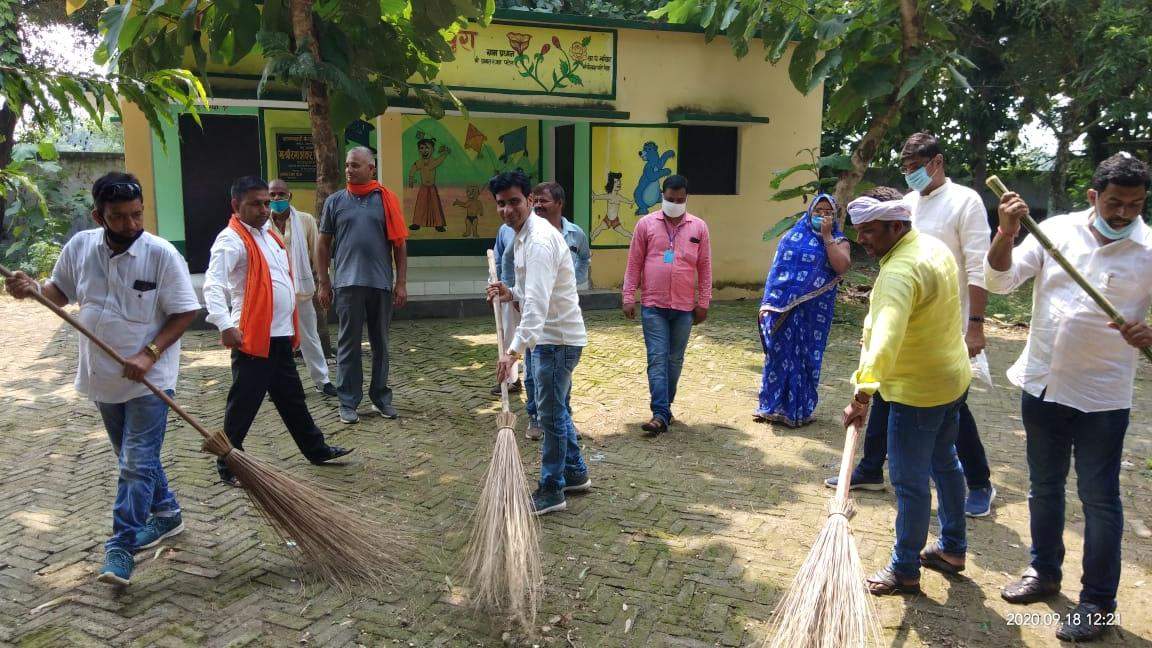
[144,343,161,361]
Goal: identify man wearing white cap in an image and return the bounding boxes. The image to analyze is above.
[841,188,972,597]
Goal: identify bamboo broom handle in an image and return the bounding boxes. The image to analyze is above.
[0,263,217,440]
[833,423,861,506]
[985,176,1152,363]
[486,250,512,414]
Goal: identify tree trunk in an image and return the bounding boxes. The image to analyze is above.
[832,0,921,221]
[290,0,341,218]
[0,104,18,241]
[1048,128,1075,217]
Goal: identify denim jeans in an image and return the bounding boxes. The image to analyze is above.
[524,352,572,424]
[855,392,991,490]
[1022,390,1127,610]
[95,391,180,552]
[886,395,968,579]
[640,306,694,424]
[532,344,586,492]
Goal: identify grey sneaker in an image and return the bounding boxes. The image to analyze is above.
[316,382,338,397]
[339,407,359,424]
[371,402,398,419]
[525,419,543,440]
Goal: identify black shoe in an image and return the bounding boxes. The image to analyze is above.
[490,380,523,395]
[316,382,338,397]
[1056,602,1115,643]
[371,402,398,419]
[310,446,355,465]
[435,226,446,232]
[217,462,240,487]
[562,470,591,494]
[1001,567,1061,604]
[531,487,567,515]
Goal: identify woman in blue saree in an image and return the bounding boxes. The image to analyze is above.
[755,194,852,427]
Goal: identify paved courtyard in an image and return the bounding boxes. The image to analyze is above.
[0,294,1150,647]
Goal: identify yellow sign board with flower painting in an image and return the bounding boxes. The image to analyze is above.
[427,22,616,99]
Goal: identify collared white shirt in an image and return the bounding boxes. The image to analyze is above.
[203,219,296,337]
[906,178,991,328]
[508,214,587,355]
[985,210,1152,411]
[49,229,201,404]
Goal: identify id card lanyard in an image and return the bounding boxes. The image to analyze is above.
[663,218,681,264]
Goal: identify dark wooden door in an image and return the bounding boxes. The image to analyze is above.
[179,114,261,273]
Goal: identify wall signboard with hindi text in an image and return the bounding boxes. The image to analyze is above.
[274,132,316,183]
[426,22,617,100]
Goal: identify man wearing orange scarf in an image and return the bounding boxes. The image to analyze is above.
[203,176,353,486]
[317,147,409,424]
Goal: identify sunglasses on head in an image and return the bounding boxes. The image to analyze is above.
[97,182,143,201]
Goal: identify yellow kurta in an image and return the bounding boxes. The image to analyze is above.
[852,229,971,407]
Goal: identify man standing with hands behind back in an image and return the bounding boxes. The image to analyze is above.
[621,175,712,437]
[316,147,409,424]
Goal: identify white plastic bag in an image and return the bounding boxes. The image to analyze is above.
[970,350,993,388]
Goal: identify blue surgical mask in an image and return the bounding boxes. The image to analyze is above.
[270,199,291,213]
[809,215,824,231]
[904,166,932,193]
[1092,209,1140,240]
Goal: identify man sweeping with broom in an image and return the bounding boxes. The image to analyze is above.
[4,172,202,586]
[987,153,1151,643]
[842,191,971,596]
[485,170,590,515]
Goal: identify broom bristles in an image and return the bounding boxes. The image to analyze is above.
[460,425,542,628]
[223,448,412,591]
[762,498,881,648]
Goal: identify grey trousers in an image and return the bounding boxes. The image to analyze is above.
[334,286,393,410]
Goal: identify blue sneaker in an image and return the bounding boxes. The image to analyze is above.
[531,488,567,516]
[97,548,134,586]
[965,486,996,518]
[134,512,185,550]
[562,470,592,494]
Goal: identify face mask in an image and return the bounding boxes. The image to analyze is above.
[810,215,824,231]
[662,200,687,218]
[1092,209,1140,240]
[104,226,144,248]
[270,199,291,213]
[904,165,932,193]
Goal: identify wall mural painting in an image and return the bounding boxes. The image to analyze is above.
[401,115,540,240]
[589,125,678,248]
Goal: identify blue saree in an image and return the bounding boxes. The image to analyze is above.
[756,194,845,426]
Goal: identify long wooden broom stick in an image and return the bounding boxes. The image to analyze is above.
[985,175,1152,363]
[0,263,408,589]
[460,250,541,628]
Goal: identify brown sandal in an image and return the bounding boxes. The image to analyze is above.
[866,566,921,596]
[920,545,965,575]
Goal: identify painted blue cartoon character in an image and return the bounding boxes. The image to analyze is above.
[633,141,675,215]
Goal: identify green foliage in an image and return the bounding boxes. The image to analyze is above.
[761,148,845,241]
[1,144,86,278]
[496,0,663,21]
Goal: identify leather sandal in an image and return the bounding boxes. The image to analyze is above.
[920,545,965,575]
[1001,567,1060,604]
[866,566,921,596]
[640,417,668,436]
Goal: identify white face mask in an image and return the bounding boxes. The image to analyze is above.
[662,200,687,218]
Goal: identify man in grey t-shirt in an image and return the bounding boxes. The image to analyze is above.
[317,147,409,423]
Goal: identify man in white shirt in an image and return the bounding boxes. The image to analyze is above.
[267,178,336,397]
[987,153,1151,643]
[202,176,352,487]
[486,171,590,515]
[827,133,998,518]
[5,172,201,587]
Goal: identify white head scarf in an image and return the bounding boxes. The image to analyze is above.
[847,196,912,225]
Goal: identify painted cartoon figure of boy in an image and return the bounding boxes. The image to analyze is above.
[591,171,635,241]
[633,141,675,215]
[453,184,484,238]
[407,133,450,232]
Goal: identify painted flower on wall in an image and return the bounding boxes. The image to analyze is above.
[506,32,532,55]
[570,42,588,63]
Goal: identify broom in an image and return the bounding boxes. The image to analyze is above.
[0,263,406,590]
[762,423,881,648]
[985,175,1152,363]
[459,250,542,629]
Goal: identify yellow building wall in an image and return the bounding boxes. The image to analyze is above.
[120,101,158,233]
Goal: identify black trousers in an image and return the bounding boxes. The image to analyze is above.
[220,337,329,466]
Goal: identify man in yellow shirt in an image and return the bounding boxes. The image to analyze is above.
[841,190,972,596]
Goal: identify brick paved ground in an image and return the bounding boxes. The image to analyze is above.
[0,293,1150,647]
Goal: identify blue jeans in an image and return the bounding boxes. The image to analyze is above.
[524,352,571,424]
[855,392,991,490]
[1022,390,1127,610]
[532,345,586,492]
[640,306,694,424]
[886,395,968,579]
[95,391,180,552]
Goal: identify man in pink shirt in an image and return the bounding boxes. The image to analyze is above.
[622,175,713,435]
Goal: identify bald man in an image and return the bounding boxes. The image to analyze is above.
[316,147,409,424]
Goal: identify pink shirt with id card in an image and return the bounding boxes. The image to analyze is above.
[622,211,713,311]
